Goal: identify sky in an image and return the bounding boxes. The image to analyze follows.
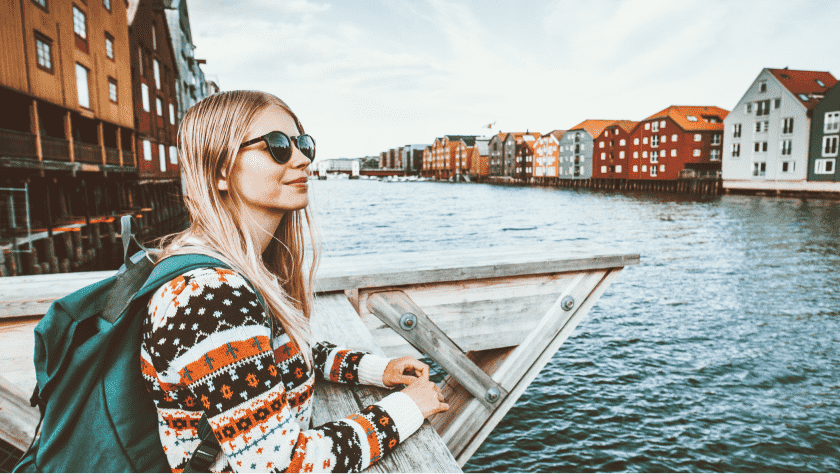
[190,0,840,161]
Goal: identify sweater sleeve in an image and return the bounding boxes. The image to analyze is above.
[312,341,393,389]
[146,268,423,473]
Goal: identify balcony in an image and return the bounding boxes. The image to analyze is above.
[41,137,70,161]
[105,147,121,165]
[0,129,37,159]
[74,142,101,164]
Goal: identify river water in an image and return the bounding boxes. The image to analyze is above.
[310,179,840,473]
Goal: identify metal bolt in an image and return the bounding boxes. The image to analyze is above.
[561,295,575,311]
[485,387,500,403]
[399,313,417,331]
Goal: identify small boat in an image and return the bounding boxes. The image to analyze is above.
[0,245,638,472]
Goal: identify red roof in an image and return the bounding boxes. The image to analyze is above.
[569,120,617,139]
[613,121,639,134]
[644,106,729,131]
[768,68,837,110]
[549,129,567,141]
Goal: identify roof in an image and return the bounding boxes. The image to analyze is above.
[768,68,838,111]
[444,135,479,146]
[549,130,567,141]
[474,138,490,155]
[613,121,639,134]
[568,120,616,138]
[644,106,729,131]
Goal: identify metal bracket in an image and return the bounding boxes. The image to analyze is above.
[367,290,509,410]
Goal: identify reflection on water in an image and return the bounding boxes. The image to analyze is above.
[312,180,840,472]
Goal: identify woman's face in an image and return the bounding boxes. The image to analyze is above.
[223,106,311,220]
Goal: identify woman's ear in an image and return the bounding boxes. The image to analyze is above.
[217,169,229,191]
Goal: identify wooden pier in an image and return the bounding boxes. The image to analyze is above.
[0,246,638,471]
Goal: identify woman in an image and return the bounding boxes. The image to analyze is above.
[141,91,448,472]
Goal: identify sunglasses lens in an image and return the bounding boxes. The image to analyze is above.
[297,134,316,160]
[265,132,292,164]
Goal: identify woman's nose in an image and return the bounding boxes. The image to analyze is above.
[289,145,311,168]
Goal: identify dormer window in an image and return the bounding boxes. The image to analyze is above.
[759,81,767,93]
[799,94,810,101]
[686,115,697,122]
[816,79,825,88]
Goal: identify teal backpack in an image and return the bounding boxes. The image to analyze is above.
[14,216,228,472]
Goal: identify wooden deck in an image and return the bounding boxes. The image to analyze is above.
[0,245,638,471]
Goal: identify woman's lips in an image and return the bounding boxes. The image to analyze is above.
[286,177,308,185]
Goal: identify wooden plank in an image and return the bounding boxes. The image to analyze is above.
[0,317,40,392]
[366,291,507,411]
[0,247,638,320]
[0,374,40,451]
[310,292,461,473]
[455,269,622,465]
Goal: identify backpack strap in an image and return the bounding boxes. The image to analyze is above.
[181,415,221,473]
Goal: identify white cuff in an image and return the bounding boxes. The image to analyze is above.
[375,391,424,440]
[358,354,391,388]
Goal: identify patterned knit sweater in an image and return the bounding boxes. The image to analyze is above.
[140,267,424,473]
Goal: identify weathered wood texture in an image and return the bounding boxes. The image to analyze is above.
[366,291,507,411]
[0,317,40,391]
[311,292,461,473]
[0,374,40,451]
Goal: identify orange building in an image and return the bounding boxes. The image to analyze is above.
[129,0,180,179]
[468,137,490,179]
[1,0,135,171]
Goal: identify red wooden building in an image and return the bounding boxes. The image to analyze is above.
[630,106,728,180]
[592,121,638,180]
[129,0,180,179]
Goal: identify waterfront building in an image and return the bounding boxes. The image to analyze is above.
[807,83,840,182]
[558,121,614,180]
[488,132,506,177]
[422,146,431,176]
[534,131,564,181]
[0,0,136,176]
[128,0,181,180]
[401,144,427,176]
[502,132,538,178]
[163,0,207,121]
[514,136,537,182]
[429,137,444,178]
[722,68,837,192]
[633,106,727,181]
[592,121,637,181]
[453,137,478,177]
[469,137,490,179]
[379,151,387,169]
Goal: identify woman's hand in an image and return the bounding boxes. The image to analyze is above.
[383,356,430,387]
[401,372,449,419]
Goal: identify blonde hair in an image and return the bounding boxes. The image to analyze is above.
[158,90,320,366]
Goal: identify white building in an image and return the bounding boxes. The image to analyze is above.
[723,68,837,192]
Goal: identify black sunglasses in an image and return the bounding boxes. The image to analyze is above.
[239,131,316,164]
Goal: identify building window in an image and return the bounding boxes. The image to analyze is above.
[733,124,741,138]
[671,134,678,142]
[782,117,794,134]
[651,121,659,132]
[759,81,767,93]
[105,33,114,60]
[138,46,143,76]
[650,166,658,177]
[651,151,659,163]
[756,100,770,116]
[643,137,648,144]
[642,151,648,158]
[694,133,701,142]
[816,159,835,174]
[619,151,625,159]
[108,77,117,102]
[34,32,53,72]
[774,98,781,109]
[755,121,769,133]
[662,135,667,143]
[616,165,622,173]
[152,23,157,50]
[169,102,175,125]
[799,94,810,102]
[711,149,721,161]
[153,59,161,89]
[732,143,741,157]
[780,139,792,156]
[75,63,90,108]
[141,83,150,112]
[158,143,166,172]
[660,120,666,128]
[746,103,752,113]
[644,123,650,130]
[670,149,677,157]
[753,162,766,177]
[600,152,605,160]
[633,165,638,172]
[712,134,721,145]
[156,97,163,116]
[599,141,604,148]
[143,140,152,161]
[824,136,839,157]
[601,166,607,173]
[103,0,110,11]
[754,141,768,152]
[619,139,626,146]
[634,138,639,145]
[31,0,47,10]
[642,165,647,172]
[651,135,659,147]
[72,5,87,49]
[169,145,177,164]
[693,149,701,157]
[687,115,697,122]
[825,112,840,133]
[633,151,638,158]
[781,161,794,173]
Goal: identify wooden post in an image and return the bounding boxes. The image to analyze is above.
[65,111,74,163]
[30,99,43,163]
[98,121,106,166]
[116,126,124,167]
[366,291,508,411]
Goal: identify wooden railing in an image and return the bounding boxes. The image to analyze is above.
[0,129,37,158]
[73,143,101,164]
[105,147,120,165]
[40,137,70,161]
